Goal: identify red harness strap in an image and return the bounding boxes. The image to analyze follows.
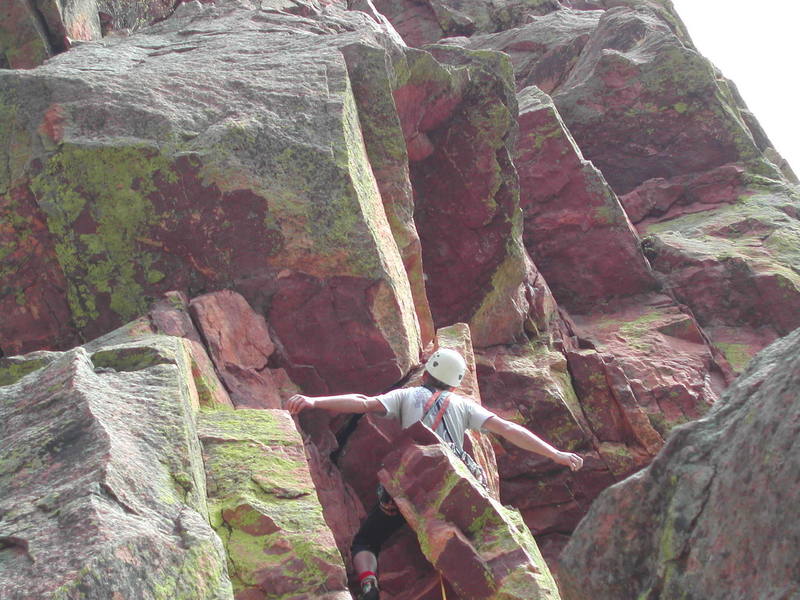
[421,390,451,432]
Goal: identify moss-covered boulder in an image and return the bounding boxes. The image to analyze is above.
[560,326,800,600]
[0,2,421,395]
[0,335,232,599]
[198,409,350,600]
[379,422,561,600]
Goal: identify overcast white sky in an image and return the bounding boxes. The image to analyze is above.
[670,0,799,175]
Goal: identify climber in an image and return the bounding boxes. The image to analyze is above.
[285,348,584,600]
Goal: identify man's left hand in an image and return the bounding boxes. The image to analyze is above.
[556,451,584,471]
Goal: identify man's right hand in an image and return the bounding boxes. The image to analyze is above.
[285,394,315,414]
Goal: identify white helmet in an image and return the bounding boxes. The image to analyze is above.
[425,348,466,388]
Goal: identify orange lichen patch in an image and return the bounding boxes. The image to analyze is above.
[38,104,66,145]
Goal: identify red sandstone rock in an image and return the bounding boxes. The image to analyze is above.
[448,8,602,93]
[397,46,532,347]
[342,42,436,348]
[568,294,722,439]
[515,85,658,312]
[378,422,561,599]
[0,185,78,355]
[189,290,293,409]
[551,6,774,195]
[0,5,422,396]
[476,342,600,551]
[638,183,800,372]
[559,328,800,600]
[371,0,560,47]
[0,0,100,69]
[148,291,234,408]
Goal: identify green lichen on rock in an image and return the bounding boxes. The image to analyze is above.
[91,344,177,372]
[199,409,346,598]
[30,144,178,329]
[0,336,230,598]
[0,85,31,193]
[0,354,56,386]
[715,342,754,372]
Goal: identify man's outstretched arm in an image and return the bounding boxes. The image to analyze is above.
[285,393,386,415]
[483,415,584,471]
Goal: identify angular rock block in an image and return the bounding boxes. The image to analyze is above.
[342,41,436,348]
[148,291,235,409]
[568,294,721,441]
[189,290,296,409]
[449,8,602,93]
[639,183,800,370]
[515,85,657,311]
[0,335,232,599]
[199,409,350,600]
[0,4,421,394]
[476,342,602,548]
[396,46,531,347]
[560,327,800,600]
[378,422,561,600]
[551,6,775,195]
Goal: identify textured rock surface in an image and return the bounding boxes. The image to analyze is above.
[341,41,436,348]
[379,422,561,600]
[189,290,296,409]
[476,341,605,560]
[2,0,800,591]
[0,2,421,396]
[568,295,722,437]
[446,8,602,93]
[515,85,656,311]
[0,335,232,599]
[0,0,101,69]
[399,45,531,347]
[148,291,235,409]
[199,408,349,600]
[551,6,775,195]
[560,327,800,600]
[639,181,800,371]
[372,0,559,47]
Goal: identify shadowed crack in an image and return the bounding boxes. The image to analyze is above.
[0,536,35,563]
[100,481,139,516]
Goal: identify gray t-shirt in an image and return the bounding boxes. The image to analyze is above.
[376,386,494,451]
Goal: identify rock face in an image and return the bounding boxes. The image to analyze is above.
[559,327,800,600]
[0,335,232,599]
[379,422,560,600]
[0,0,101,69]
[199,409,350,600]
[0,3,422,396]
[2,0,800,595]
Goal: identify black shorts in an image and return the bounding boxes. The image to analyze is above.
[350,504,406,556]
